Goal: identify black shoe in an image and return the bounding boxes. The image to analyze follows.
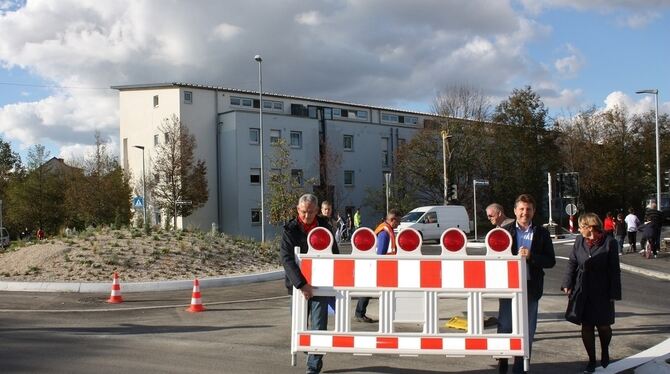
[355,315,373,323]
[497,358,508,373]
[583,361,596,373]
[601,350,610,368]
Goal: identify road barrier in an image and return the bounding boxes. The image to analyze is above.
[290,227,530,370]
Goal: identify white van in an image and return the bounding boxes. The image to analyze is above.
[397,205,470,241]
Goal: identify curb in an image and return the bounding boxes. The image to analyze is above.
[619,263,670,281]
[0,269,285,293]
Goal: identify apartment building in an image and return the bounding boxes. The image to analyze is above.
[113,83,438,239]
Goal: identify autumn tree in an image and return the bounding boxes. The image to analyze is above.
[151,115,208,229]
[266,139,316,225]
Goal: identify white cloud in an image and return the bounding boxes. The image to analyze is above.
[295,11,322,26]
[554,44,584,77]
[618,11,661,28]
[211,22,242,41]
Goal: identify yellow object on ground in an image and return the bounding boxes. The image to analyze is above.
[445,316,468,330]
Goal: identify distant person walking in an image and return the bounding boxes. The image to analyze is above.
[561,213,621,373]
[645,202,662,256]
[486,203,514,228]
[319,201,338,237]
[353,208,361,229]
[614,213,627,256]
[603,212,615,238]
[624,208,640,253]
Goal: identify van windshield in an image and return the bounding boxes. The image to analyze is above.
[401,212,425,223]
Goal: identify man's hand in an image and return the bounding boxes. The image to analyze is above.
[563,288,571,296]
[518,246,531,259]
[300,284,314,299]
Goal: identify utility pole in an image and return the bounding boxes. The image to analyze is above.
[441,130,452,205]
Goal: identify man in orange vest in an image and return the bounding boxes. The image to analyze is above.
[355,209,400,322]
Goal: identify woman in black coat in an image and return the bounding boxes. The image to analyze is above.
[561,213,621,373]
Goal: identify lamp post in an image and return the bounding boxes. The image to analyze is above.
[441,130,452,205]
[636,89,660,208]
[133,145,147,229]
[384,172,391,214]
[254,54,265,242]
[472,179,489,241]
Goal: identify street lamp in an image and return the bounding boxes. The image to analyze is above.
[472,179,489,241]
[636,89,660,208]
[384,172,391,214]
[441,130,452,205]
[254,54,265,242]
[133,145,147,229]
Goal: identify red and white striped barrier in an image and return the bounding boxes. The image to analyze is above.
[290,227,530,370]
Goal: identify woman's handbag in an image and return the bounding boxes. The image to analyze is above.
[565,265,585,325]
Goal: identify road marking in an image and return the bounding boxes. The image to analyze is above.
[597,337,670,373]
[0,295,289,313]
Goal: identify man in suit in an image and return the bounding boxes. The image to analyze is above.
[497,194,556,374]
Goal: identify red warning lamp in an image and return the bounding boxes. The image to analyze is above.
[397,229,420,252]
[487,229,510,252]
[309,227,331,251]
[442,229,466,252]
[352,229,375,251]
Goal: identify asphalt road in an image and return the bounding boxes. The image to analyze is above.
[0,242,668,373]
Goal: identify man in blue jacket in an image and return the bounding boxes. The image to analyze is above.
[279,193,339,374]
[497,194,556,374]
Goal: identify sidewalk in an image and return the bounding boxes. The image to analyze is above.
[619,246,670,280]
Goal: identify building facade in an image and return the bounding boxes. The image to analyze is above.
[113,83,438,239]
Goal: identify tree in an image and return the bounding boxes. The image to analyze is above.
[266,139,316,225]
[151,115,209,229]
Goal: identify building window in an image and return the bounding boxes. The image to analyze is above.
[184,91,193,104]
[249,128,260,144]
[270,129,281,144]
[357,110,368,120]
[230,97,241,106]
[273,101,283,110]
[290,131,302,148]
[382,137,389,167]
[251,209,261,224]
[153,95,159,107]
[324,107,332,119]
[405,116,418,124]
[344,170,355,186]
[291,169,303,186]
[332,108,341,117]
[242,98,253,107]
[381,113,399,123]
[164,132,169,143]
[343,135,353,151]
[250,168,261,184]
[154,134,159,146]
[263,100,272,109]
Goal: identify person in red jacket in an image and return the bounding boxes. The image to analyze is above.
[603,212,615,238]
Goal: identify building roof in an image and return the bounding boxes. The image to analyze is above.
[111,82,439,117]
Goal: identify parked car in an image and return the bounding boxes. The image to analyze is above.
[0,227,9,247]
[396,205,470,241]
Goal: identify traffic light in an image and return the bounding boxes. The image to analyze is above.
[449,184,458,201]
[561,172,580,199]
[664,169,670,189]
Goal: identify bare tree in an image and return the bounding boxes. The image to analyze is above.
[433,84,492,121]
[151,115,208,229]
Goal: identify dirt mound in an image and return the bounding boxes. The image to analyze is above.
[0,228,280,282]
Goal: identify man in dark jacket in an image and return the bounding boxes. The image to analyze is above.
[279,193,339,374]
[645,201,663,256]
[497,194,556,374]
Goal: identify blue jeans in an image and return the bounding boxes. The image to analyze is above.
[355,297,370,317]
[306,296,329,374]
[615,235,625,253]
[498,297,539,374]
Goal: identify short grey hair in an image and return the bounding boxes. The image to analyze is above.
[298,193,318,207]
[486,203,504,213]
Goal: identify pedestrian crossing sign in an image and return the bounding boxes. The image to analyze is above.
[132,196,144,209]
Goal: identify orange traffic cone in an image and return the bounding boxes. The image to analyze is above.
[107,272,123,304]
[186,278,205,312]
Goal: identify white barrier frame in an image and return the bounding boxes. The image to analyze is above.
[290,227,530,371]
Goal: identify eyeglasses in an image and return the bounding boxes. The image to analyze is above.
[486,214,495,218]
[579,224,591,229]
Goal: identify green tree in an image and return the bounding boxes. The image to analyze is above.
[151,115,209,229]
[266,139,316,225]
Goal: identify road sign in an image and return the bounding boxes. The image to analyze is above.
[132,196,144,209]
[565,203,577,216]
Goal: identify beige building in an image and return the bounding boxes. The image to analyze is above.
[113,83,438,239]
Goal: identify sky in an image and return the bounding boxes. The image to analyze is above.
[0,0,669,162]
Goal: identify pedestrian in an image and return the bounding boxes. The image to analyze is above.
[624,208,640,253]
[561,213,621,373]
[603,212,615,238]
[486,203,515,228]
[638,215,656,258]
[279,193,340,374]
[319,200,338,237]
[355,209,400,323]
[644,202,662,257]
[497,194,556,374]
[614,213,626,256]
[353,208,361,229]
[36,227,45,240]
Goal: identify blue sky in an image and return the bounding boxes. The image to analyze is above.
[0,0,669,162]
